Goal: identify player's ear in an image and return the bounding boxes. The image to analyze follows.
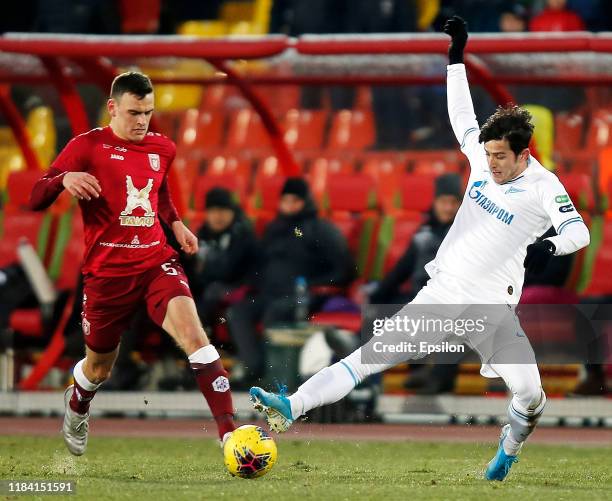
[519,148,530,163]
[107,98,116,118]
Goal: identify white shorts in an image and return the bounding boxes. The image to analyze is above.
[362,273,537,378]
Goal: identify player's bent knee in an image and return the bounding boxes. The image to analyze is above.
[515,385,545,414]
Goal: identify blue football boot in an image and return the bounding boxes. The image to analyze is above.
[485,424,519,481]
[249,386,294,433]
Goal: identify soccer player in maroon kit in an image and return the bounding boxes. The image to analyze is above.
[30,72,236,455]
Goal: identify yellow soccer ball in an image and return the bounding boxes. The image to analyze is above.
[223,425,278,479]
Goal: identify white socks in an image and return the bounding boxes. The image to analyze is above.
[73,359,101,391]
[188,344,220,364]
[502,427,523,456]
[289,360,359,418]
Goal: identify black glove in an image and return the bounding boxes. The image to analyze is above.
[443,15,468,65]
[524,240,556,275]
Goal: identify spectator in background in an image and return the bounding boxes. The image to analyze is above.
[227,177,355,386]
[499,4,529,32]
[36,0,120,34]
[370,173,462,394]
[437,0,507,32]
[186,187,258,331]
[530,0,585,32]
[567,0,612,32]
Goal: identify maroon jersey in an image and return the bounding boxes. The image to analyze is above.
[30,126,181,277]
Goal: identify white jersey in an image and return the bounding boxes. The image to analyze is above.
[424,64,590,304]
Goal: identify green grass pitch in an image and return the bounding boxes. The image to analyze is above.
[0,436,610,500]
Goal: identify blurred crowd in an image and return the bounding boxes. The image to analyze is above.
[1,0,610,35]
[2,173,608,396]
[0,0,609,396]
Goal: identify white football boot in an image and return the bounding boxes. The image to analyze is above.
[62,385,90,456]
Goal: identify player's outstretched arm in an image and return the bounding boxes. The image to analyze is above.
[443,16,480,156]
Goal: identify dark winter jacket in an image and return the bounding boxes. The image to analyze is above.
[257,198,355,297]
[187,210,258,297]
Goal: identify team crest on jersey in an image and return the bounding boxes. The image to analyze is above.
[148,153,160,171]
[119,175,155,227]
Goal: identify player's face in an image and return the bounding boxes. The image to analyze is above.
[279,194,305,216]
[484,139,529,184]
[433,194,461,225]
[108,92,154,142]
[206,207,235,233]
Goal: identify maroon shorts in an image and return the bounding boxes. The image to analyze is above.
[81,256,192,353]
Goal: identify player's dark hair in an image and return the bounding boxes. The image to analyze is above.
[478,105,534,157]
[110,71,153,100]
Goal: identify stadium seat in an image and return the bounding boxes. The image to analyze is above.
[176,109,225,153]
[325,173,377,213]
[361,155,407,211]
[308,156,354,203]
[325,173,379,277]
[412,158,461,176]
[370,214,422,280]
[206,154,252,180]
[226,109,272,150]
[524,104,555,170]
[177,20,228,37]
[26,106,56,168]
[598,148,612,217]
[0,212,50,267]
[48,213,84,291]
[282,109,327,150]
[327,110,375,151]
[554,112,584,152]
[253,86,300,117]
[557,172,595,212]
[579,219,612,296]
[151,111,183,140]
[585,109,612,150]
[201,85,245,111]
[328,211,379,279]
[5,170,43,212]
[172,154,203,209]
[396,173,436,215]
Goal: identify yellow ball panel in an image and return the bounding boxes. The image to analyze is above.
[223,425,278,479]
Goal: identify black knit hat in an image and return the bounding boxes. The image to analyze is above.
[435,173,462,199]
[281,177,309,200]
[205,187,234,209]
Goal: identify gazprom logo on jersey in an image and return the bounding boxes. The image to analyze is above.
[468,180,515,225]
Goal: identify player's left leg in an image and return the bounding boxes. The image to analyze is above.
[485,357,546,481]
[161,296,236,442]
[146,259,236,442]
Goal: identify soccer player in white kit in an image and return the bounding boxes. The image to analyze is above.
[250,16,590,481]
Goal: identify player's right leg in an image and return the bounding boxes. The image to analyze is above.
[250,347,390,432]
[251,284,452,432]
[63,346,118,455]
[63,274,136,455]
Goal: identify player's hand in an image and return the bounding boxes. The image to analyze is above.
[172,220,198,255]
[443,15,468,64]
[524,240,556,275]
[62,172,101,201]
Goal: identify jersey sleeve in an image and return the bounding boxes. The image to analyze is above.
[447,64,482,165]
[537,175,590,255]
[29,135,89,210]
[157,141,180,225]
